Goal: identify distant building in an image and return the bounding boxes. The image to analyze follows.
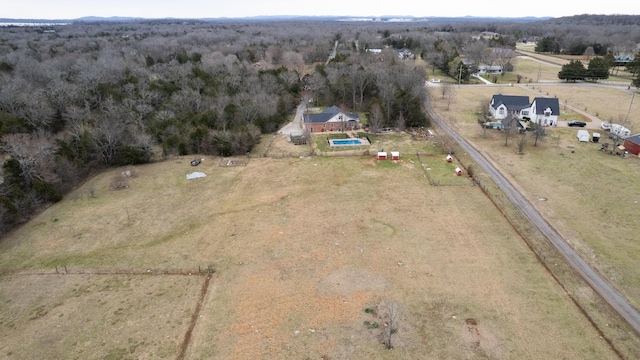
[397,49,414,60]
[614,55,633,67]
[623,134,640,155]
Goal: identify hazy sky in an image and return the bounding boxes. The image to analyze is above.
[4,0,640,20]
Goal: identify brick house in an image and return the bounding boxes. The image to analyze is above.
[303,105,360,133]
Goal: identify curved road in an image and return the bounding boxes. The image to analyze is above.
[425,97,640,335]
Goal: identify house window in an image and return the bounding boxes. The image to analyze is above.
[331,123,334,128]
[322,124,326,128]
[499,108,504,115]
[544,111,550,117]
[522,111,529,116]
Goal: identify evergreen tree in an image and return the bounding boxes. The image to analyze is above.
[558,60,587,82]
[586,57,610,81]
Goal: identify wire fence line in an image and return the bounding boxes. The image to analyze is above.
[0,266,214,276]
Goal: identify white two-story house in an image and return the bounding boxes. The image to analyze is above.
[489,94,560,126]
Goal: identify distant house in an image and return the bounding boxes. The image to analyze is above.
[366,48,382,54]
[489,94,531,120]
[480,31,500,39]
[477,65,503,74]
[529,97,560,126]
[303,105,360,133]
[623,134,640,156]
[397,49,414,60]
[614,55,633,67]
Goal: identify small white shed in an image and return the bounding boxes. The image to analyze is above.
[577,130,590,142]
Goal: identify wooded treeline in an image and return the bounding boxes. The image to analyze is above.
[0,20,431,233]
[0,15,639,234]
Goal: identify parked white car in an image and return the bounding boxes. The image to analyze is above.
[601,122,612,131]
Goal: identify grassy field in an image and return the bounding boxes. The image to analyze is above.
[0,154,621,359]
[429,84,640,315]
[515,43,636,83]
[526,85,640,128]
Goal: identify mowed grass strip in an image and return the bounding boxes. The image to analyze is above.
[1,155,619,358]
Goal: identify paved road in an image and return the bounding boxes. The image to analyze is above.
[425,97,640,335]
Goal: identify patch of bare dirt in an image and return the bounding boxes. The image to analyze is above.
[317,267,388,297]
[461,317,505,358]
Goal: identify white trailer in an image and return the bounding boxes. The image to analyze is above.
[610,124,631,139]
[577,130,590,142]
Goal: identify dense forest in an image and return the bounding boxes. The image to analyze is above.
[1,15,639,234]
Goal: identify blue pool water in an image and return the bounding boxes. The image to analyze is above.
[331,139,364,146]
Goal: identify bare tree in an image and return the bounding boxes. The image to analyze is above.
[375,71,395,124]
[491,48,517,75]
[349,63,375,111]
[464,39,489,68]
[584,46,595,61]
[368,103,384,133]
[379,300,401,350]
[440,82,453,99]
[517,130,527,154]
[444,85,457,110]
[532,123,547,146]
[502,116,519,146]
[0,132,58,186]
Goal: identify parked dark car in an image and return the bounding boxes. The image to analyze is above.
[568,120,587,127]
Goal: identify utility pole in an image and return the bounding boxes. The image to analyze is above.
[624,91,635,126]
[458,62,463,88]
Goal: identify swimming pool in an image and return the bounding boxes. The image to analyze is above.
[329,138,370,146]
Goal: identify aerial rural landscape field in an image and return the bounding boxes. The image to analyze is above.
[0,151,623,359]
[2,11,640,360]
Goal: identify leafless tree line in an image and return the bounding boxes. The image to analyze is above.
[0,16,637,235]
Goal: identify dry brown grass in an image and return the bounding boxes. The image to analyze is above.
[0,154,621,359]
[526,85,640,130]
[429,84,640,314]
[0,274,202,359]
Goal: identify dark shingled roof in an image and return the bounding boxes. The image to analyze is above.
[625,133,640,145]
[500,114,525,129]
[532,97,560,115]
[303,105,359,124]
[491,94,530,111]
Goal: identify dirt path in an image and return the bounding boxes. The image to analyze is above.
[425,96,640,336]
[278,101,306,136]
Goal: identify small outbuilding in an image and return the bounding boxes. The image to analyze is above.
[592,132,601,143]
[391,151,400,160]
[577,130,590,142]
[455,167,463,176]
[445,154,453,162]
[377,152,387,160]
[623,134,640,155]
